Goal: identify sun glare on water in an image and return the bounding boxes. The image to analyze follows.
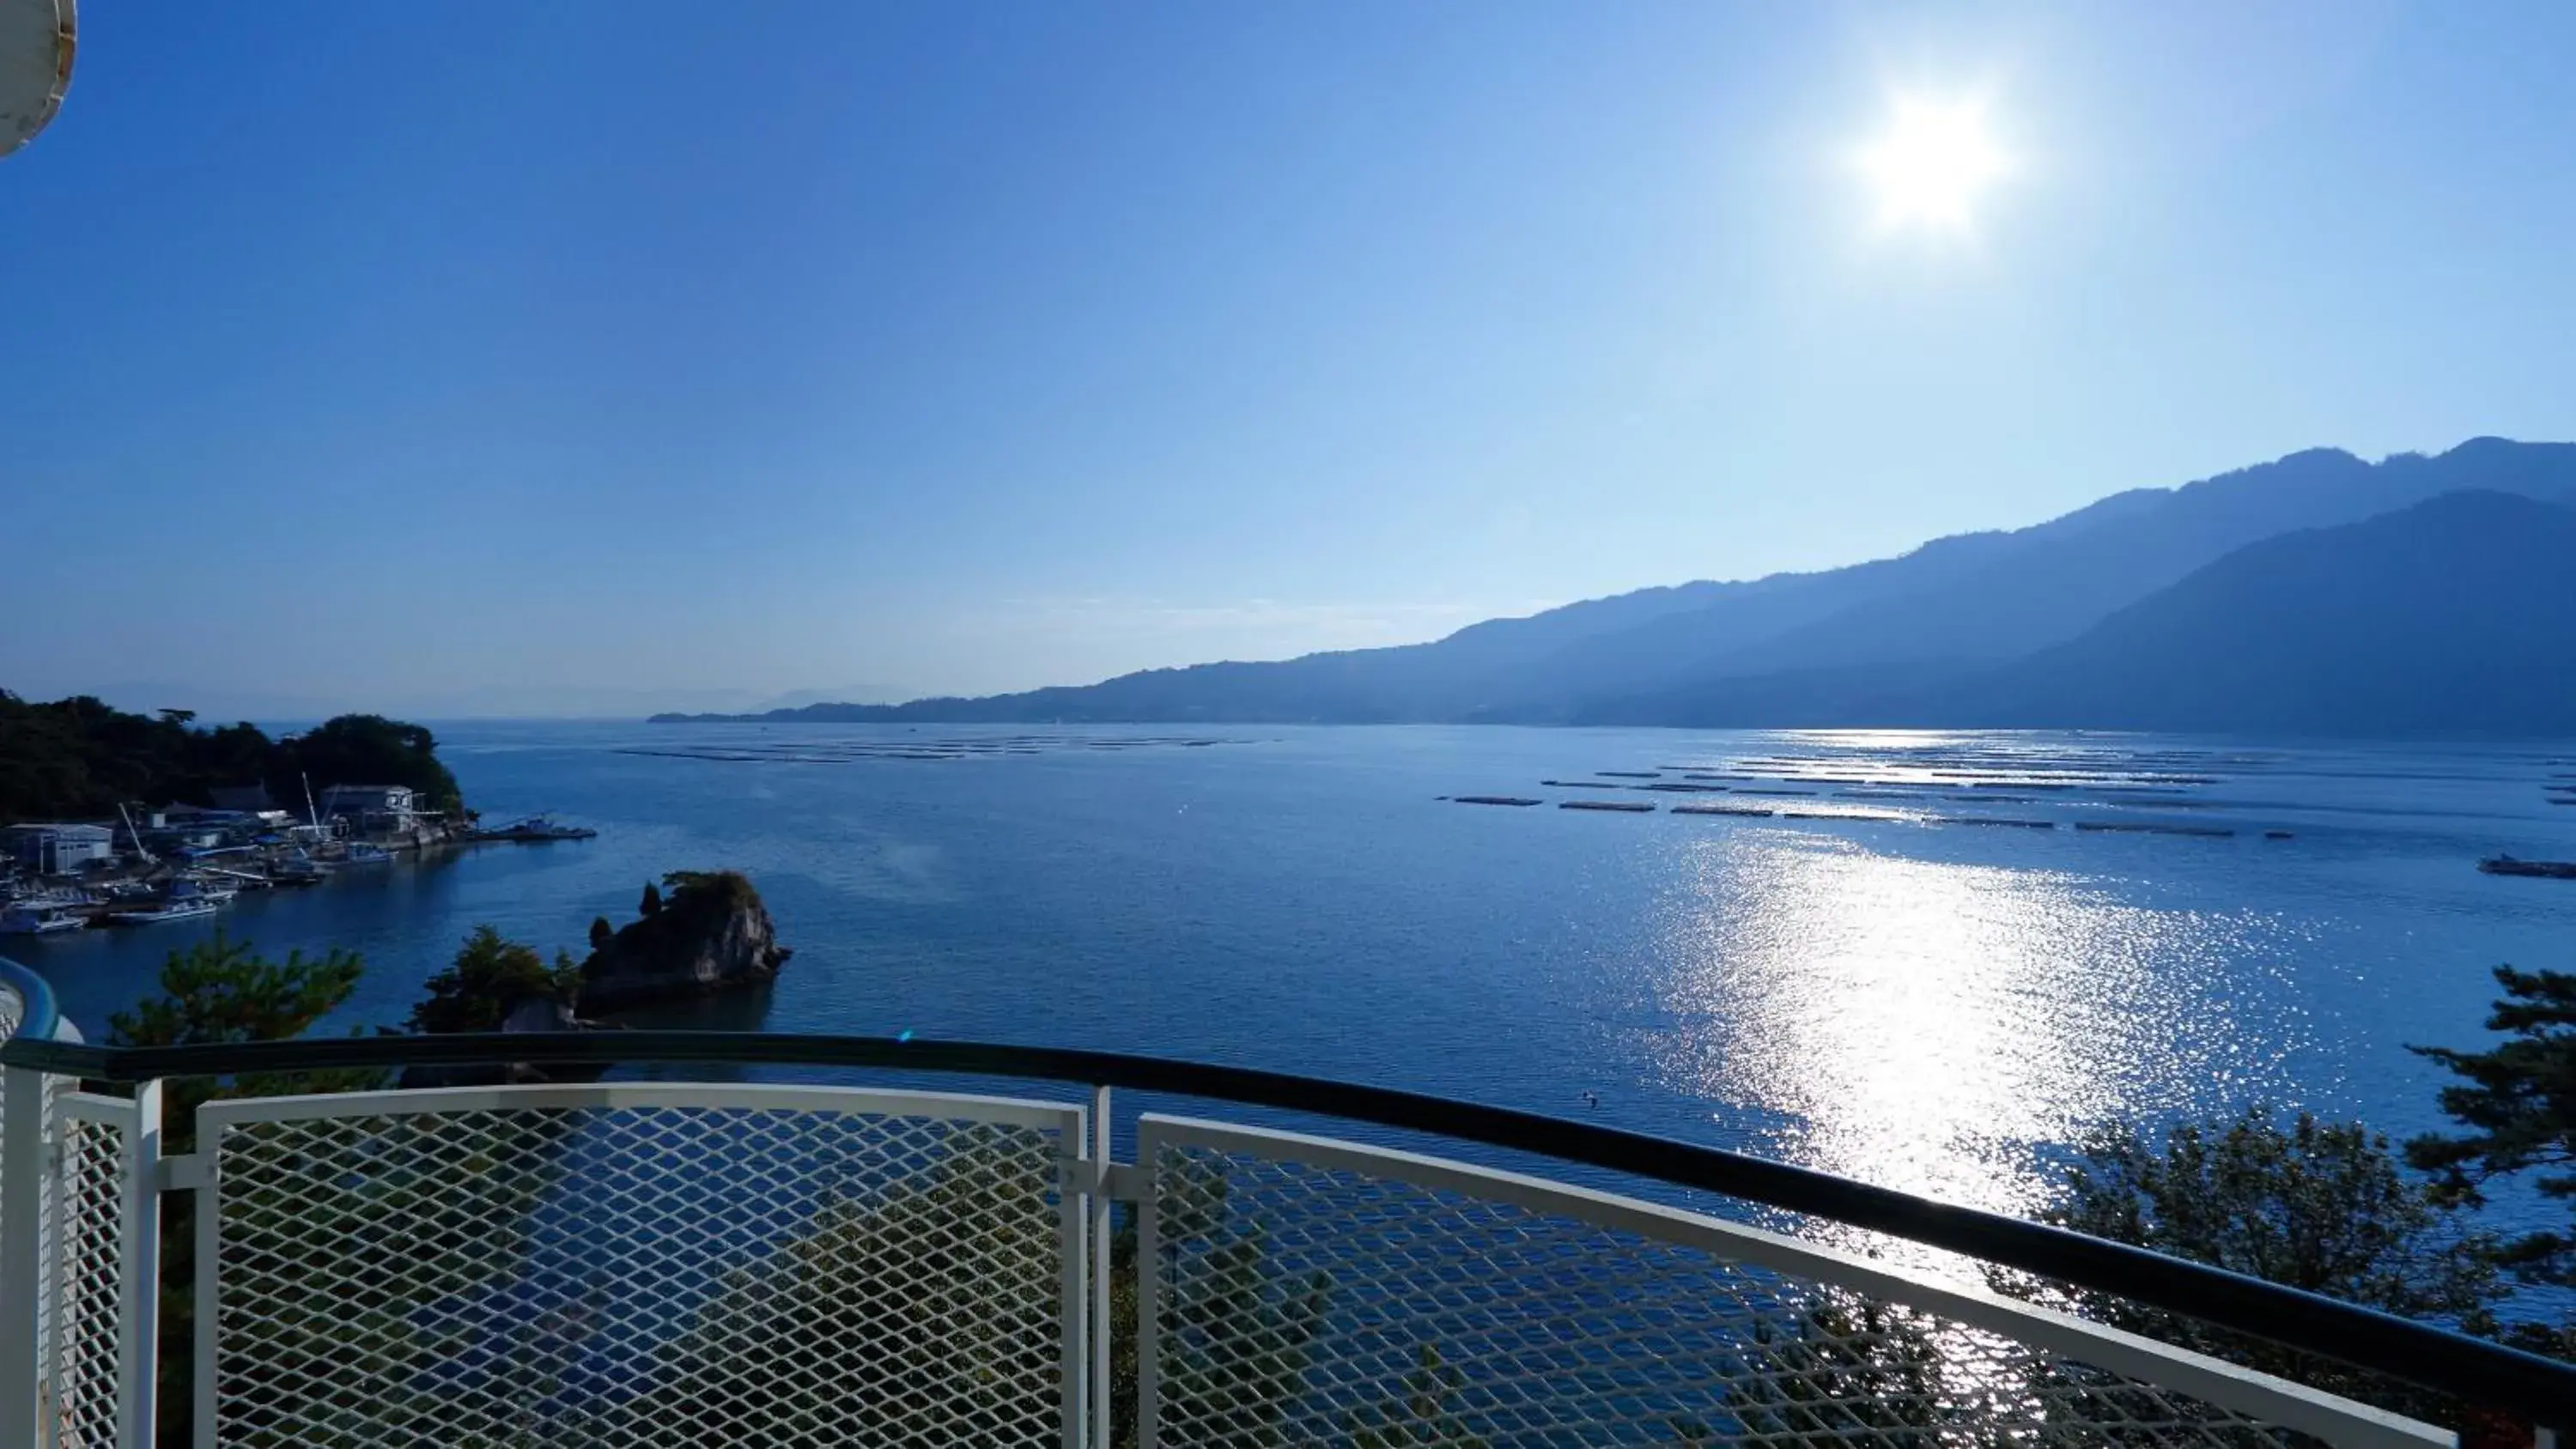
[1855,93,2013,234]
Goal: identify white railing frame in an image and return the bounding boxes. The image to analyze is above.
[7,1076,2512,1449]
[50,1086,157,1449]
[1136,1113,2456,1449]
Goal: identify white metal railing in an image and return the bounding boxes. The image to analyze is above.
[1138,1114,2449,1449]
[191,1082,1087,1449]
[0,1066,2505,1448]
[2,964,87,1449]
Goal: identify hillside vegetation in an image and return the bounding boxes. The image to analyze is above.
[0,694,464,824]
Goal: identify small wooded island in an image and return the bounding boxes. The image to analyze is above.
[582,870,794,1012]
[398,870,795,1086]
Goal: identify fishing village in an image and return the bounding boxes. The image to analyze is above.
[0,790,594,935]
[0,699,594,935]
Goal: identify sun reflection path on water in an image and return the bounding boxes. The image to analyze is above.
[1647,828,2312,1265]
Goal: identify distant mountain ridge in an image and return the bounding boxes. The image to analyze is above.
[1578,489,2576,733]
[653,438,2576,736]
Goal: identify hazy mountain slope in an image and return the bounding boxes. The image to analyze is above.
[1589,490,2576,734]
[656,438,2576,728]
[1549,440,2576,710]
[1952,490,2576,733]
[1459,528,2037,720]
[661,542,2048,724]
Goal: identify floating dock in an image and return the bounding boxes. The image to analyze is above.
[1561,800,1656,812]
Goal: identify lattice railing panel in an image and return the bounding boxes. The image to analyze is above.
[52,1106,127,1449]
[205,1091,1078,1449]
[1148,1132,2409,1449]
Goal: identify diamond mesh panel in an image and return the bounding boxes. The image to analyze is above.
[1150,1141,2335,1449]
[209,1100,1075,1449]
[54,1109,126,1449]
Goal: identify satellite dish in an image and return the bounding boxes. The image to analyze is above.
[0,0,73,161]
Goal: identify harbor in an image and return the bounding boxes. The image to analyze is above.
[1,791,598,936]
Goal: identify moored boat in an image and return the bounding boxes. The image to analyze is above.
[106,898,221,925]
[0,903,87,935]
[170,876,236,905]
[268,852,331,885]
[2478,855,2576,880]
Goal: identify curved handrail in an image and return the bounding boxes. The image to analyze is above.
[0,956,59,1045]
[3,1028,2570,1422]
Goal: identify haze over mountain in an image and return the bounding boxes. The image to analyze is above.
[1962,490,2576,735]
[655,438,2576,736]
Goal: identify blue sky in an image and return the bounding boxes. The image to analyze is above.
[5,1,2574,715]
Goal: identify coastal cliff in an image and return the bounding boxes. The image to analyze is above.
[579,870,793,1013]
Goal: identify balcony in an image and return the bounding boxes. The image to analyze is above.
[4,957,2571,1448]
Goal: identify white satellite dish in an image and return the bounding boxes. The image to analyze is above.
[0,0,73,161]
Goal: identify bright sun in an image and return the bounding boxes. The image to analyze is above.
[1856,94,2012,233]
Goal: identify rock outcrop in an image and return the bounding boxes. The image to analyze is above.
[578,870,793,1014]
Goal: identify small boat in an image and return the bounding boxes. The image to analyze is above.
[465,815,599,842]
[106,899,221,925]
[339,843,394,866]
[2478,855,2576,880]
[0,904,87,935]
[267,852,330,885]
[170,876,237,906]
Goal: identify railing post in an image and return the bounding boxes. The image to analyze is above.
[1060,1101,1089,1449]
[1135,1132,1158,1449]
[2,1065,48,1447]
[1091,1086,1112,1449]
[117,1082,162,1449]
[191,1112,220,1449]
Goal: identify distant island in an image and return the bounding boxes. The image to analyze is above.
[654,438,2576,737]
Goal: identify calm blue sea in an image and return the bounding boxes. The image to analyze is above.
[16,722,2576,1225]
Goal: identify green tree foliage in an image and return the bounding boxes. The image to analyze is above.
[106,934,387,1444]
[2407,965,2576,1358]
[0,690,464,823]
[1155,1161,1331,1449]
[1723,1299,1945,1445]
[404,924,582,1034]
[590,915,617,952]
[106,929,592,1446]
[0,691,274,822]
[639,881,663,917]
[108,931,382,1126]
[2014,1105,2499,1422]
[2409,967,2576,1283]
[593,1124,1065,1446]
[1345,1345,1491,1449]
[268,712,464,814]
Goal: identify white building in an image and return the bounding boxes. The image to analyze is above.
[1,823,117,875]
[316,785,419,832]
